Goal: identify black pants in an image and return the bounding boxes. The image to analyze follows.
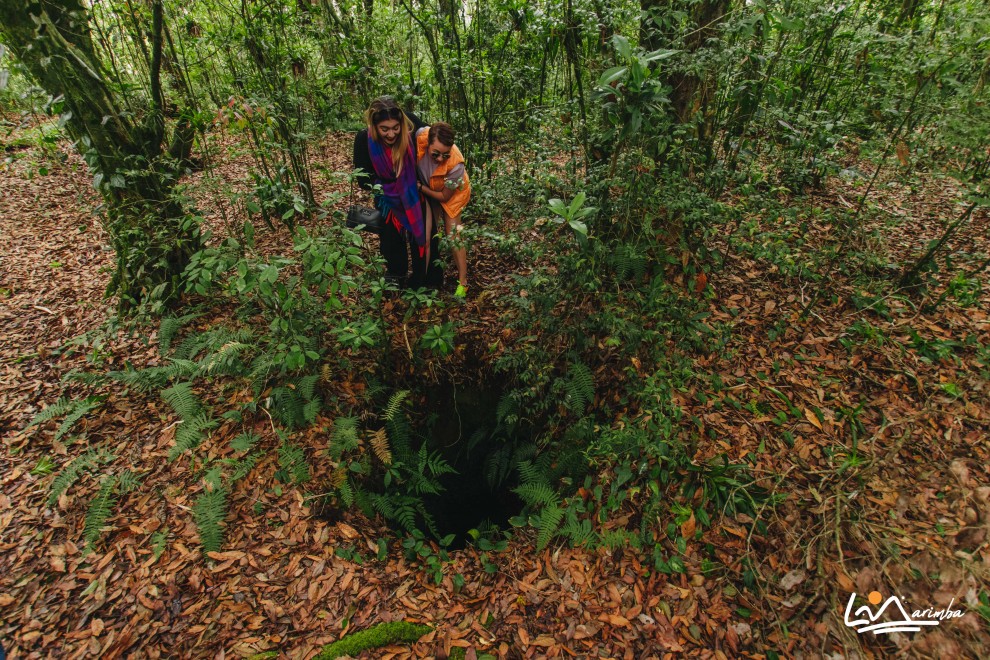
[380,213,443,289]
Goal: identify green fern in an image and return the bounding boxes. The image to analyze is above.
[162,382,203,420]
[107,360,199,392]
[383,390,410,422]
[329,416,359,459]
[54,396,104,441]
[563,361,595,412]
[495,392,519,431]
[206,342,251,374]
[150,527,170,560]
[26,397,74,428]
[560,516,597,548]
[168,412,218,461]
[303,399,321,424]
[230,431,260,452]
[278,442,311,484]
[297,374,320,401]
[248,352,279,397]
[83,474,119,550]
[158,313,202,356]
[48,446,116,506]
[269,386,305,428]
[338,478,355,507]
[117,469,143,494]
[27,396,104,440]
[193,487,228,554]
[230,452,260,482]
[514,482,559,507]
[536,503,564,551]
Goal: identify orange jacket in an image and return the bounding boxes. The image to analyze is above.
[416,129,471,218]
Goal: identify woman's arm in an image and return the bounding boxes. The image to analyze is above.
[352,129,377,191]
[418,181,456,203]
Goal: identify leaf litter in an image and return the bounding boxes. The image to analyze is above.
[1,118,989,658]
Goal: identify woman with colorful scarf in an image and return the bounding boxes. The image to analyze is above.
[352,97,442,289]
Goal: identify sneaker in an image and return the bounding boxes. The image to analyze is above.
[454,283,468,299]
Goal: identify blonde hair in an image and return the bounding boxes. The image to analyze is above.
[364,98,414,178]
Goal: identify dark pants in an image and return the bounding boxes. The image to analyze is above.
[380,210,444,289]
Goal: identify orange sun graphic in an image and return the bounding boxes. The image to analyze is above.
[868,591,883,605]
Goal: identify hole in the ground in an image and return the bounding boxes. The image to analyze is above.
[417,378,526,550]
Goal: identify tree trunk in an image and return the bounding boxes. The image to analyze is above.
[0,0,201,311]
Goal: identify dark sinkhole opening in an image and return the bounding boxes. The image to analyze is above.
[416,378,527,550]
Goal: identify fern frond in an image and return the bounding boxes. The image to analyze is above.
[26,397,74,429]
[168,412,218,461]
[159,313,201,356]
[330,466,348,489]
[162,382,203,420]
[320,364,332,383]
[230,431,260,452]
[303,399,321,424]
[329,416,359,458]
[249,352,279,396]
[368,428,392,465]
[61,370,107,386]
[386,415,412,456]
[338,478,355,506]
[495,392,519,431]
[270,386,304,429]
[383,390,410,422]
[278,442,311,484]
[297,375,319,402]
[150,527,170,560]
[484,444,513,490]
[206,342,251,373]
[536,504,564,551]
[370,492,395,518]
[193,487,228,554]
[561,516,597,548]
[83,474,119,549]
[563,361,595,412]
[48,446,116,506]
[117,469,143,494]
[516,459,548,486]
[230,452,260,482]
[514,482,559,507]
[54,396,104,441]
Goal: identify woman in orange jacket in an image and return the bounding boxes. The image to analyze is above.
[415,122,471,298]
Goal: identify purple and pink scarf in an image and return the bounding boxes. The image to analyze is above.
[368,134,426,253]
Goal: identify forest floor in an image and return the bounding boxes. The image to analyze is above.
[2,119,990,659]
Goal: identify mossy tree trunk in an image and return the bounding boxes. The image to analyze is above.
[0,0,202,311]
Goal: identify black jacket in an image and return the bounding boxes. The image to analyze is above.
[352,111,428,191]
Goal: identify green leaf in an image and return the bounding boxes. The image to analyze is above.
[612,34,632,60]
[598,66,628,87]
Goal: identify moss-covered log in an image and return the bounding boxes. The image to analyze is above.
[314,621,433,659]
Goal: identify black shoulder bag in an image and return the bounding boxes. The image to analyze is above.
[346,174,386,235]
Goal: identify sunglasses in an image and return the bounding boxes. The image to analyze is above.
[431,150,452,161]
[372,107,403,123]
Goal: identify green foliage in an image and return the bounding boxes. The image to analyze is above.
[83,474,119,551]
[48,446,116,506]
[193,486,228,554]
[277,441,311,484]
[420,324,457,357]
[158,313,202,356]
[162,382,204,421]
[314,621,433,660]
[562,361,595,412]
[383,390,410,423]
[27,395,105,441]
